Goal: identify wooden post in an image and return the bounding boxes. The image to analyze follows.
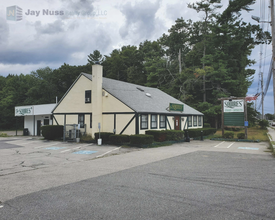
[244,98,248,139]
[63,114,66,142]
[221,100,224,137]
[16,117,18,136]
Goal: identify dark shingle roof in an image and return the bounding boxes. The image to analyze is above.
[82,73,203,116]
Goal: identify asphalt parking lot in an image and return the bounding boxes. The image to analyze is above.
[0,136,139,176]
[0,135,274,219]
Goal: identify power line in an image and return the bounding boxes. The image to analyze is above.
[257,58,273,110]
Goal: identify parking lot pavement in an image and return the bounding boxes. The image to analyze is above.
[0,136,271,203]
[0,137,139,176]
[0,137,269,178]
[183,139,270,155]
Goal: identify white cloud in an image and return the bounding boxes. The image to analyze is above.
[0,0,273,113]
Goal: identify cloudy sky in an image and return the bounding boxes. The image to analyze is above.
[0,0,273,114]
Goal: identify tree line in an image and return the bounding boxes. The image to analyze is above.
[0,0,268,129]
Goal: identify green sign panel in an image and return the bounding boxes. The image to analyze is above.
[224,112,244,126]
[169,103,184,112]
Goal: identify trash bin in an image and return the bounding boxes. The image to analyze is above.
[184,130,190,142]
[23,128,29,136]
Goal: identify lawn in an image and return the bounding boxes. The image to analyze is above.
[213,126,269,141]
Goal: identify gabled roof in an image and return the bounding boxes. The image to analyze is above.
[81,73,203,116]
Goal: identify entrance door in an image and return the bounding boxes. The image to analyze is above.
[37,120,41,136]
[174,116,180,130]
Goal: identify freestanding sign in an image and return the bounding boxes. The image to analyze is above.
[223,99,244,127]
[224,100,244,113]
[219,97,247,139]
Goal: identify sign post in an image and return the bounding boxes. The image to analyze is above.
[98,122,102,145]
[244,100,248,139]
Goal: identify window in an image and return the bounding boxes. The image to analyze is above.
[159,115,166,128]
[140,114,148,129]
[188,116,192,127]
[78,114,85,128]
[193,116,197,127]
[85,90,91,103]
[151,114,157,129]
[44,119,49,125]
[90,113,92,128]
[198,116,202,126]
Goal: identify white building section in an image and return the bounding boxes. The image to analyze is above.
[15,103,56,136]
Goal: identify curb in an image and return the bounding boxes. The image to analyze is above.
[267,133,275,154]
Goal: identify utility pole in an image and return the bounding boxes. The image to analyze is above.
[261,72,266,119]
[271,0,275,116]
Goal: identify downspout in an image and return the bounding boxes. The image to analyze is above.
[33,115,35,136]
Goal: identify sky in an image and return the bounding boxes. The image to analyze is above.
[0,0,273,114]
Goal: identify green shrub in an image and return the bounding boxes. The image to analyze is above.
[94,132,113,144]
[165,130,185,141]
[80,133,94,143]
[204,123,211,128]
[145,130,166,142]
[41,125,63,140]
[129,134,154,145]
[0,133,8,137]
[109,135,130,144]
[146,128,217,140]
[258,119,269,129]
[223,131,234,139]
[224,127,232,131]
[145,130,184,142]
[232,127,241,131]
[237,133,245,139]
[187,128,217,138]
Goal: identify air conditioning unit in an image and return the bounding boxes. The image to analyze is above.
[85,98,90,102]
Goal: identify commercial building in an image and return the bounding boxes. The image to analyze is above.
[52,64,203,140]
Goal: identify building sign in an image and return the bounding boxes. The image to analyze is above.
[15,106,33,116]
[169,103,184,112]
[223,99,244,112]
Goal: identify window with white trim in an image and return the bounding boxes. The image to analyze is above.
[160,115,166,128]
[193,116,197,127]
[198,116,202,126]
[141,114,148,129]
[151,114,157,129]
[188,116,192,127]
